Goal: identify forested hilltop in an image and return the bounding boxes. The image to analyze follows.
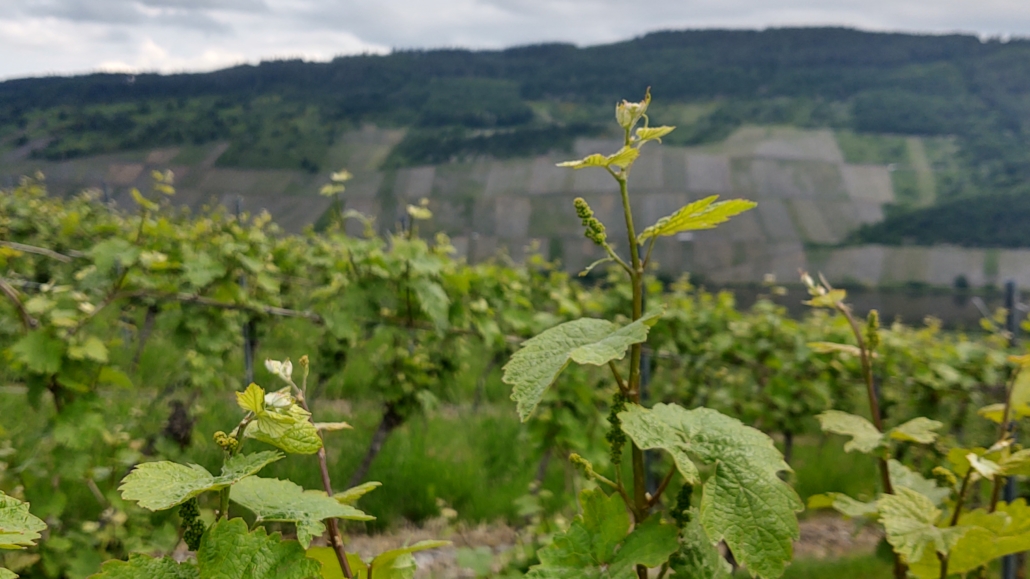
[2,27,1030,250]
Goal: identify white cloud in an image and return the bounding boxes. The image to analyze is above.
[2,0,1030,80]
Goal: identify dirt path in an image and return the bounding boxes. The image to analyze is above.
[335,513,881,578]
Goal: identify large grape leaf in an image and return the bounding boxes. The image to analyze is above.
[637,196,756,242]
[526,488,677,579]
[88,555,199,579]
[230,477,373,548]
[908,499,1030,578]
[119,451,282,510]
[815,411,884,454]
[878,487,968,565]
[502,312,662,421]
[0,492,46,549]
[197,518,322,579]
[619,404,802,578]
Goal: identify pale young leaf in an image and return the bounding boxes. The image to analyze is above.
[816,410,884,454]
[237,383,265,414]
[314,422,352,432]
[0,492,46,549]
[335,482,382,505]
[635,125,675,144]
[889,460,951,506]
[803,289,847,309]
[908,499,1030,578]
[878,487,968,564]
[967,453,1002,480]
[0,569,17,579]
[807,493,879,518]
[637,196,757,242]
[807,341,863,357]
[889,417,944,445]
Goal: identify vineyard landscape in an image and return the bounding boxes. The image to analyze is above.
[4,26,1030,579]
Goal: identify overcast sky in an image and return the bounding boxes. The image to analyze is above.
[3,0,1030,81]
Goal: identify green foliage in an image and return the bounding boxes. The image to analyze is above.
[619,404,802,577]
[230,477,372,548]
[502,312,661,421]
[119,451,282,511]
[526,489,678,579]
[0,492,47,550]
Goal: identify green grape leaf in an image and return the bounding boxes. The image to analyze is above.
[807,493,879,518]
[304,549,367,579]
[411,279,450,330]
[68,336,108,363]
[605,517,681,578]
[0,568,17,579]
[638,196,756,242]
[88,554,199,579]
[526,489,677,579]
[889,460,951,505]
[908,499,1030,579]
[816,411,884,454]
[980,371,1030,422]
[0,492,47,549]
[9,331,64,375]
[237,383,266,414]
[335,482,382,505]
[878,487,968,565]
[89,237,141,272]
[635,126,675,144]
[889,418,944,444]
[119,451,282,510]
[502,312,662,421]
[556,153,608,169]
[618,404,801,578]
[370,540,451,578]
[244,412,323,455]
[230,477,373,548]
[197,518,322,579]
[807,341,863,357]
[669,512,733,579]
[999,449,1030,476]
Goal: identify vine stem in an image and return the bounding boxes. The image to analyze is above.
[990,366,1022,512]
[837,299,904,579]
[616,161,649,579]
[940,469,974,579]
[291,378,354,579]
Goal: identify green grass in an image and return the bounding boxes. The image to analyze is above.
[790,437,878,504]
[775,554,893,579]
[835,130,909,165]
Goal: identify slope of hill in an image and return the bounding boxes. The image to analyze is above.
[3,27,1030,285]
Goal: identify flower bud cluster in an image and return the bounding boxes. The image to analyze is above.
[213,431,239,453]
[179,497,205,551]
[865,310,881,351]
[574,197,607,246]
[606,391,628,466]
[671,484,694,529]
